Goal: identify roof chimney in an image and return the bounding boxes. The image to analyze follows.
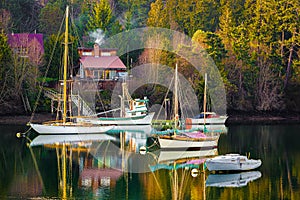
[94,43,100,57]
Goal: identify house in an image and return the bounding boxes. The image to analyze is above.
[7,33,44,66]
[77,43,127,90]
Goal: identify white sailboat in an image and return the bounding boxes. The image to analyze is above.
[29,6,114,134]
[185,73,228,129]
[157,65,220,149]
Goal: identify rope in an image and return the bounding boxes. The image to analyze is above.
[29,12,65,123]
[155,75,174,121]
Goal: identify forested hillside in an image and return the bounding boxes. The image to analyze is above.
[0,0,299,115]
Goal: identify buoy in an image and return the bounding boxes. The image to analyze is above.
[139,146,147,155]
[191,168,199,177]
[16,132,22,138]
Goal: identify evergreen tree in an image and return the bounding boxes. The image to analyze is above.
[86,0,122,37]
[147,0,168,28]
[39,1,64,36]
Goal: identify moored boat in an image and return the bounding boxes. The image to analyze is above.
[157,130,220,149]
[77,84,154,125]
[30,122,114,134]
[29,6,113,135]
[185,112,228,126]
[205,154,262,171]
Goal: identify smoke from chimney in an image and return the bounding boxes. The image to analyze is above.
[89,29,105,46]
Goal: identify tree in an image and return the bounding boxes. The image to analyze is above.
[87,0,113,35]
[0,9,12,33]
[0,31,12,107]
[5,0,41,32]
[147,0,168,28]
[39,1,64,36]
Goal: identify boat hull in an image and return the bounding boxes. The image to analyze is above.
[158,137,219,149]
[78,112,154,125]
[30,123,114,134]
[186,116,228,125]
[205,155,262,171]
[157,148,218,163]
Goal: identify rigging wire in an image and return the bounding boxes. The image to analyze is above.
[29,9,66,123]
[154,75,174,121]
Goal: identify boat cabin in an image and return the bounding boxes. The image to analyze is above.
[125,98,149,117]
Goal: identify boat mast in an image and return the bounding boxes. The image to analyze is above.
[174,63,179,129]
[120,82,126,117]
[203,73,207,128]
[63,6,69,124]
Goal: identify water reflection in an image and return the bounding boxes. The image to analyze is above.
[206,171,262,188]
[1,124,300,199]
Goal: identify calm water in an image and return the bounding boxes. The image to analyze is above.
[0,124,300,199]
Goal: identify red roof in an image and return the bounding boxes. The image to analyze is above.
[80,56,126,70]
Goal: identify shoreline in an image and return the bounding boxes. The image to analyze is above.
[0,112,299,125]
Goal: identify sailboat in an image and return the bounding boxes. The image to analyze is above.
[157,65,220,149]
[29,6,114,134]
[185,74,228,129]
[77,82,154,125]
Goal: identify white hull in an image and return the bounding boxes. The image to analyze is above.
[30,123,114,134]
[158,137,219,149]
[186,115,228,125]
[78,112,154,125]
[206,171,262,187]
[205,154,262,171]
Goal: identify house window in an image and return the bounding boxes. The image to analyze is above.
[93,70,98,79]
[101,52,111,56]
[109,70,116,79]
[83,52,92,56]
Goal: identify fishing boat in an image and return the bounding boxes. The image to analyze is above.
[29,6,113,134]
[77,82,154,125]
[205,154,262,171]
[157,65,220,149]
[206,171,262,187]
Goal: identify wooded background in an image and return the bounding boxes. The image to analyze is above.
[0,0,299,115]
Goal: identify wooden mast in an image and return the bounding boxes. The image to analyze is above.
[174,63,179,129]
[203,73,207,131]
[63,6,69,124]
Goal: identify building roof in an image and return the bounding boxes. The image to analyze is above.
[7,33,44,52]
[80,56,126,70]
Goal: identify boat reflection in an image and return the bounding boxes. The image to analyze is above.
[206,171,262,187]
[148,148,217,200]
[28,130,156,199]
[185,124,228,134]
